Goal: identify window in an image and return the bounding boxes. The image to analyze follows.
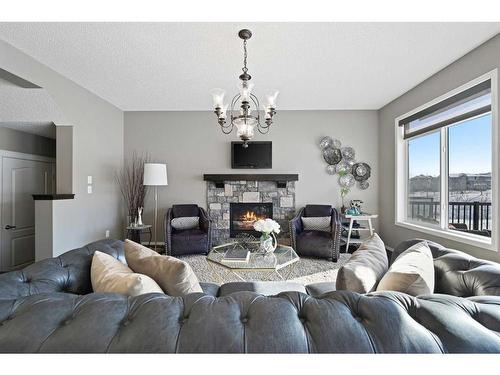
[407,131,441,225]
[396,73,497,249]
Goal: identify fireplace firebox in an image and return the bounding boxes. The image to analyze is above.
[230,202,273,238]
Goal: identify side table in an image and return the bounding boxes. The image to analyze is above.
[342,214,378,250]
[126,225,152,247]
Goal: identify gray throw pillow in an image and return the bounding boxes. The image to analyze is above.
[301,216,331,232]
[336,233,388,293]
[377,241,435,296]
[171,216,199,230]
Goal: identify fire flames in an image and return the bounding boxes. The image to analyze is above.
[241,211,265,222]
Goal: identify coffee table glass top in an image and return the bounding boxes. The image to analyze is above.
[207,241,299,271]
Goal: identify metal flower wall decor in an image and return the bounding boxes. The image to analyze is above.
[319,136,372,203]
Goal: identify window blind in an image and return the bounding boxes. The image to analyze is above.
[398,80,491,139]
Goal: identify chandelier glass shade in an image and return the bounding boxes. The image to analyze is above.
[212,29,278,147]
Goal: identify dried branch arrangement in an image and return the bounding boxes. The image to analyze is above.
[116,152,150,224]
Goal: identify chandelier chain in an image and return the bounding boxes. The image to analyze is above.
[242,39,248,74]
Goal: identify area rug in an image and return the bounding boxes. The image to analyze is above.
[179,253,351,285]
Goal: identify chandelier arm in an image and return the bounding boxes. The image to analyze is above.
[250,93,260,117]
[219,121,233,129]
[220,123,234,134]
[257,125,270,135]
[230,93,241,125]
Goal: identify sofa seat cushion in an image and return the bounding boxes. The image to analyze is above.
[219,281,306,296]
[91,251,163,296]
[124,240,203,296]
[172,228,206,238]
[306,282,337,297]
[296,230,331,250]
[171,229,208,255]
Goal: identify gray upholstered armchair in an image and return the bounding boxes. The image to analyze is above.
[164,204,212,256]
[290,204,341,261]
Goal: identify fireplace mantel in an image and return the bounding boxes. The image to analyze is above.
[203,174,298,188]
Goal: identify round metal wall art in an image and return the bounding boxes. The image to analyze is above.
[341,146,355,161]
[319,136,333,150]
[326,165,336,175]
[339,173,355,188]
[335,161,351,174]
[322,147,342,165]
[319,135,372,191]
[345,159,356,167]
[358,180,369,190]
[352,162,371,181]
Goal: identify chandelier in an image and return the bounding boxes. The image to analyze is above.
[212,29,279,148]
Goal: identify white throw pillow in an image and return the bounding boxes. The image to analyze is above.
[91,251,164,296]
[377,241,435,296]
[336,233,388,293]
[124,240,203,296]
[301,216,331,232]
[171,216,199,230]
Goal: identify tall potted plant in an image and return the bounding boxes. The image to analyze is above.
[116,152,150,226]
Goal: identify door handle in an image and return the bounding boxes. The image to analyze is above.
[4,225,16,230]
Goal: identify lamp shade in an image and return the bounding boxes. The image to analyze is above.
[143,163,168,186]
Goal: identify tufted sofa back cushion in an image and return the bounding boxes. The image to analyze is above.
[0,291,499,353]
[392,239,500,297]
[0,239,124,300]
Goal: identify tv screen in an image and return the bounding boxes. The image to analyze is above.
[231,141,272,169]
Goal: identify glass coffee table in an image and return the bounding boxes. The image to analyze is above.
[207,241,300,282]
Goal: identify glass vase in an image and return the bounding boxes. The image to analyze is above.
[259,233,277,254]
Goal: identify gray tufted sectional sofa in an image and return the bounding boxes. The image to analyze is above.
[0,238,499,353]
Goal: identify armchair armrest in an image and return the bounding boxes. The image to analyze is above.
[199,207,210,232]
[289,207,305,249]
[164,208,174,255]
[198,207,212,249]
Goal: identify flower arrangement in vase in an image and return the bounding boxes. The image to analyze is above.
[253,218,280,254]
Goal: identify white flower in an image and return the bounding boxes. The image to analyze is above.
[253,218,280,234]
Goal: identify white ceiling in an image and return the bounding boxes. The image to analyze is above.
[0,22,499,111]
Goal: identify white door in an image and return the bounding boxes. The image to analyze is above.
[1,156,55,272]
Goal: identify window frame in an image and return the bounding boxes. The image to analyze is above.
[395,70,498,251]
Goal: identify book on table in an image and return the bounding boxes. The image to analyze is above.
[222,248,250,263]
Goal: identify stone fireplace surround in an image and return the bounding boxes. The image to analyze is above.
[205,174,298,245]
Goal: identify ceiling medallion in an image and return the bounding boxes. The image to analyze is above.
[211,29,279,147]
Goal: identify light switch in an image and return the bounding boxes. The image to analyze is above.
[87,176,93,184]
[87,185,92,194]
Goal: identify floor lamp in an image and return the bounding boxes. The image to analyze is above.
[143,163,168,252]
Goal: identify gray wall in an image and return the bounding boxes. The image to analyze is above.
[124,110,379,242]
[0,126,55,157]
[379,34,500,262]
[0,39,124,251]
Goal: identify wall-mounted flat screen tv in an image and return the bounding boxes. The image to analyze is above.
[231,141,272,169]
